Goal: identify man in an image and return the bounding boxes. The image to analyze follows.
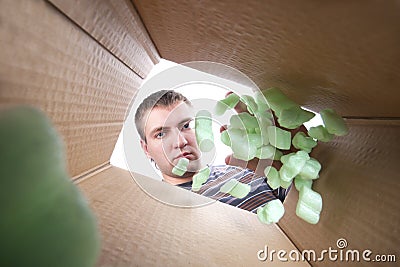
[134,90,289,213]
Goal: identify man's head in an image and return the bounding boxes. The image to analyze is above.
[135,90,202,184]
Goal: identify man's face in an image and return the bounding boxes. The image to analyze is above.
[141,101,202,178]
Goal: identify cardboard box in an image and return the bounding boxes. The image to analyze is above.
[1,0,398,266]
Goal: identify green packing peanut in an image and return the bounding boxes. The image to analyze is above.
[220,179,251,199]
[172,157,189,176]
[195,110,215,152]
[192,167,211,191]
[215,93,240,116]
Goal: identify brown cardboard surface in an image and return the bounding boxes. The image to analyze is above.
[49,0,160,78]
[133,0,400,118]
[279,120,400,266]
[0,0,152,177]
[78,166,311,266]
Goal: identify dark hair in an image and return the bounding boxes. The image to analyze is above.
[134,90,191,142]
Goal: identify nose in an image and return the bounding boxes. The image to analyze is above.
[174,129,188,149]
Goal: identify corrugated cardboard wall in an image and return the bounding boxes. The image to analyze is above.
[133,1,400,266]
[133,0,400,118]
[78,167,310,267]
[0,0,159,177]
[280,120,400,266]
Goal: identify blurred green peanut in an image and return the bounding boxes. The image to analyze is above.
[0,107,100,267]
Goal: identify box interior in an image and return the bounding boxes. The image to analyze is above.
[1,0,399,266]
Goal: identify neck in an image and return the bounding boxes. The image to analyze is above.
[162,173,194,185]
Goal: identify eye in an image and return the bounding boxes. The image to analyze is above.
[182,120,194,130]
[155,132,165,139]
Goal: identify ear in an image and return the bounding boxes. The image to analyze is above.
[140,139,151,159]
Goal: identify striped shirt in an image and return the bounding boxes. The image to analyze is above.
[177,165,291,213]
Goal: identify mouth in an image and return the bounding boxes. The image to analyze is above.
[175,152,195,161]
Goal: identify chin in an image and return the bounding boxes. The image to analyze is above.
[186,162,202,173]
[175,171,194,179]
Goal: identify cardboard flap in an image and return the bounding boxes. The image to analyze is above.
[49,0,160,78]
[279,120,400,266]
[0,0,151,177]
[133,0,400,117]
[78,166,311,266]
